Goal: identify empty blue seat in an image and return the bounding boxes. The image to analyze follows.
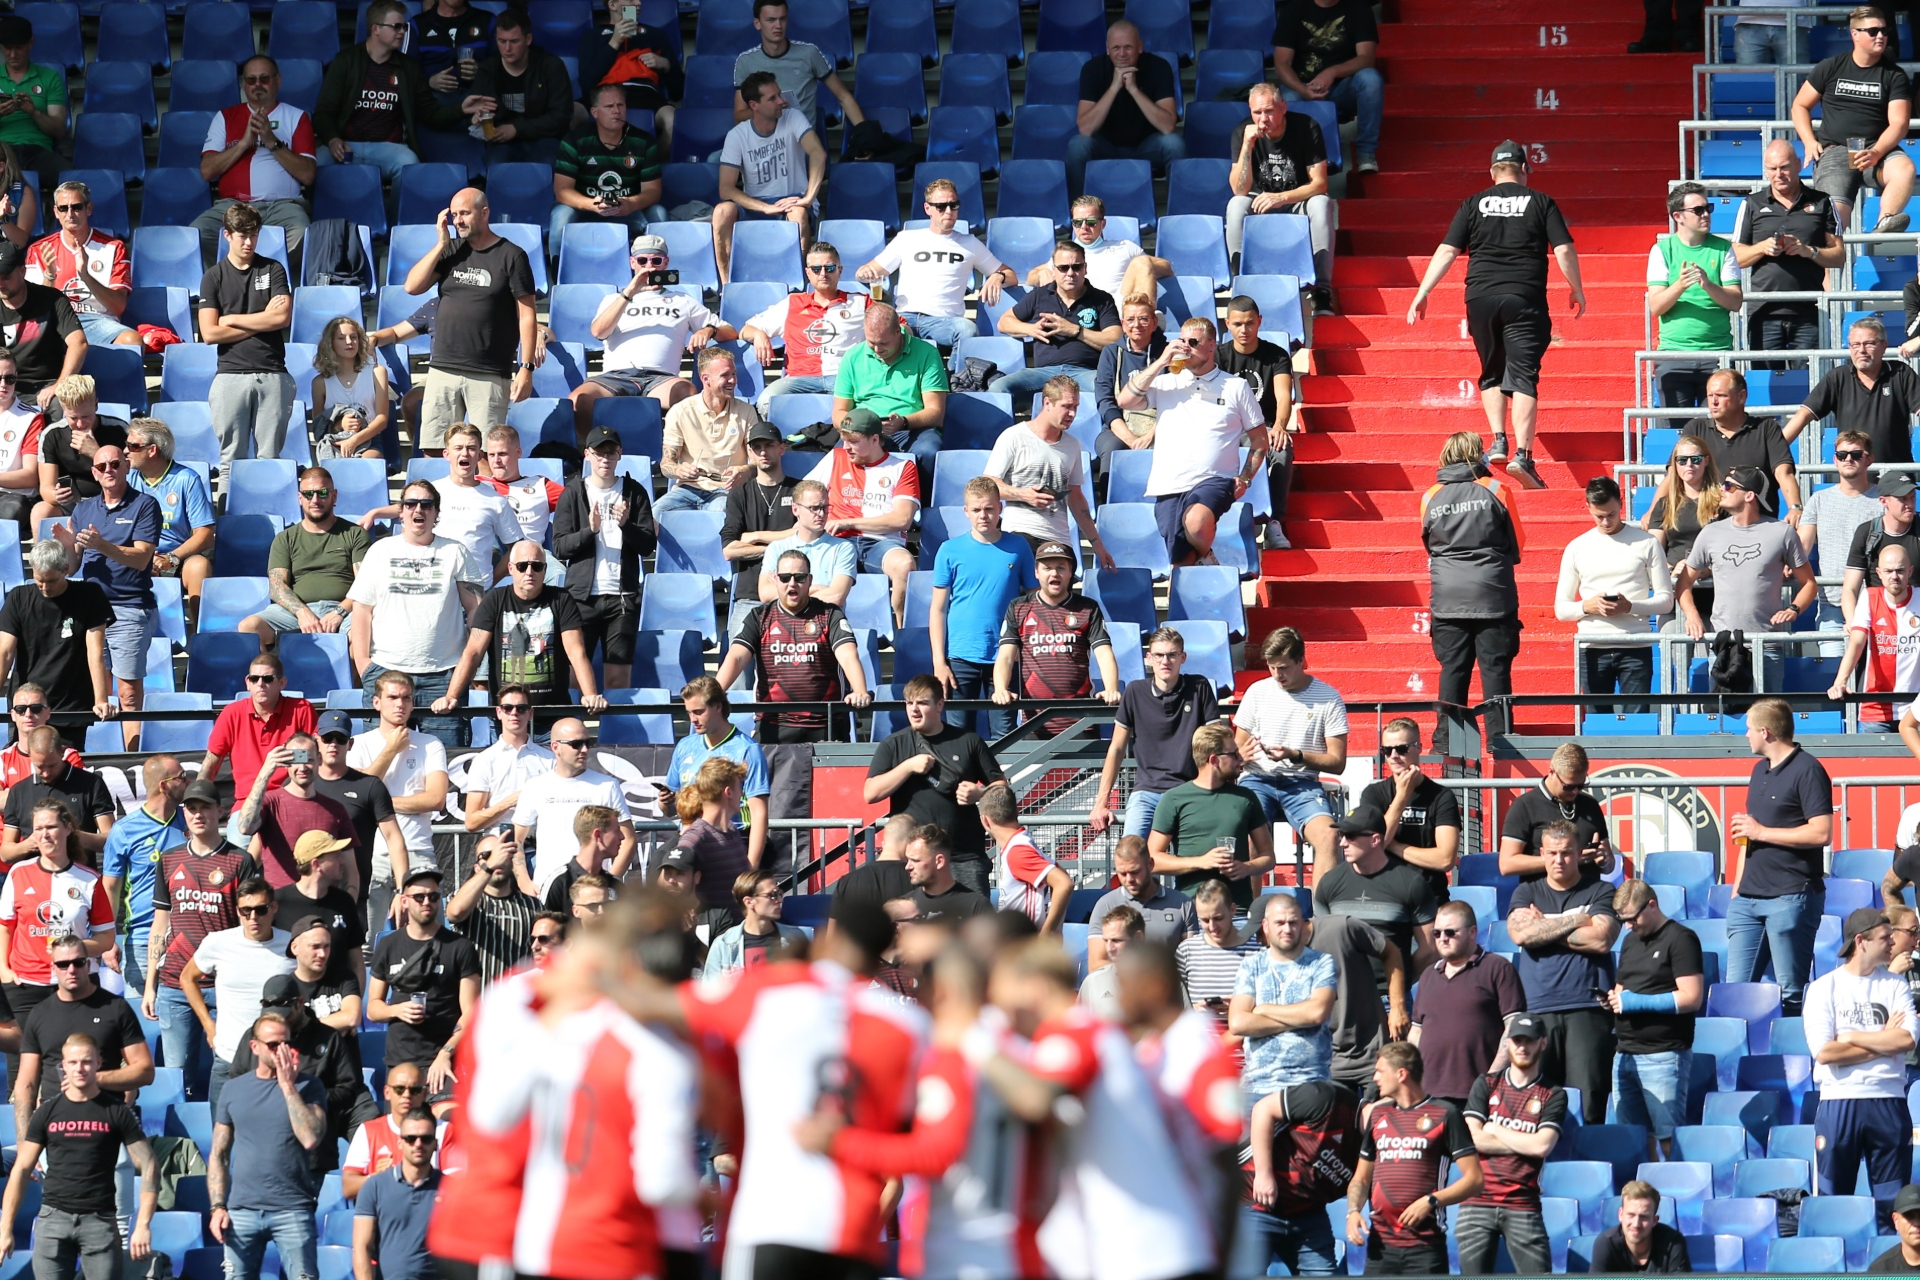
[657,510,727,577]
[927,106,1002,175]
[918,505,966,561]
[1194,48,1266,104]
[1734,1156,1812,1198]
[681,55,737,111]
[1207,0,1276,52]
[642,221,717,294]
[279,634,352,698]
[1022,53,1090,111]
[1685,1234,1745,1274]
[124,286,193,342]
[1084,566,1156,632]
[984,217,1057,283]
[140,167,214,230]
[1700,1090,1787,1152]
[291,287,362,348]
[630,629,705,692]
[994,158,1072,228]
[84,346,146,411]
[325,457,390,519]
[1701,1198,1779,1272]
[1827,876,1875,917]
[1540,1161,1613,1235]
[156,111,220,174]
[1576,1124,1650,1193]
[472,162,551,233]
[1735,1054,1814,1118]
[269,2,340,62]
[74,112,146,182]
[669,107,734,163]
[1008,105,1078,168]
[15,3,81,72]
[1165,619,1232,693]
[133,226,205,294]
[813,219,885,275]
[98,1,169,68]
[853,52,928,124]
[1097,504,1170,580]
[865,0,938,64]
[181,4,256,66]
[1767,1016,1809,1055]
[197,578,272,635]
[928,449,991,509]
[395,164,467,228]
[1290,99,1344,173]
[600,689,674,745]
[528,0,591,55]
[1834,847,1896,893]
[228,459,299,518]
[148,1212,204,1269]
[1107,450,1154,506]
[1243,214,1317,281]
[1168,565,1246,640]
[950,0,1024,63]
[1127,0,1193,62]
[312,163,387,238]
[719,281,788,333]
[1643,850,1716,917]
[788,0,851,66]
[940,54,1013,121]
[1635,1161,1711,1234]
[1707,981,1782,1051]
[81,61,156,131]
[660,162,721,212]
[943,393,1014,451]
[588,393,664,453]
[1036,0,1107,53]
[558,223,631,285]
[1183,100,1250,160]
[729,221,803,285]
[638,573,719,649]
[912,162,985,228]
[1766,1236,1843,1273]
[1798,1195,1876,1271]
[1155,215,1231,290]
[822,162,902,231]
[1670,1125,1752,1197]
[693,0,755,57]
[1085,159,1156,228]
[550,284,615,348]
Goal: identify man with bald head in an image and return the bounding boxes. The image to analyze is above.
[830,301,949,485]
[433,539,605,712]
[403,186,539,457]
[511,717,634,896]
[1733,139,1844,358]
[1069,20,1184,196]
[1833,539,1920,731]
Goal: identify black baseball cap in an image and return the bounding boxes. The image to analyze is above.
[1491,140,1527,168]
[584,426,623,452]
[747,419,783,445]
[1337,804,1386,838]
[283,915,331,956]
[1895,1185,1920,1218]
[1882,471,1918,499]
[259,973,301,1010]
[1723,464,1769,494]
[181,779,222,808]
[0,17,32,48]
[401,867,445,890]
[1840,907,1890,958]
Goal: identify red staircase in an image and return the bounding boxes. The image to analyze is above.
[1246,0,1693,744]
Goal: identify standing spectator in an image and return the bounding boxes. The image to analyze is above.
[0,246,76,418]
[1783,318,1920,465]
[459,687,556,836]
[1313,805,1436,1001]
[1555,476,1672,713]
[25,180,136,350]
[536,805,621,919]
[236,736,357,891]
[99,754,187,996]
[1080,906,1142,1018]
[1089,627,1218,838]
[856,182,1015,352]
[1506,822,1620,1123]
[1675,465,1818,692]
[1793,7,1914,234]
[194,58,317,259]
[1243,1079,1363,1280]
[351,1108,441,1280]
[434,542,602,712]
[238,468,371,651]
[809,401,925,624]
[1088,835,1198,967]
[401,189,538,455]
[1694,370,1800,520]
[713,72,826,287]
[1733,140,1844,358]
[54,442,158,748]
[1456,1016,1566,1276]
[865,676,1006,896]
[1870,1186,1920,1272]
[1304,901,1405,1100]
[1409,899,1528,1110]
[829,813,915,914]
[340,1064,436,1199]
[1068,21,1183,195]
[0,558,111,733]
[347,678,450,923]
[461,11,573,165]
[313,0,465,180]
[1233,628,1348,881]
[992,539,1122,736]
[753,477,855,607]
[311,712,407,911]
[980,785,1073,934]
[0,730,113,860]
[991,243,1121,398]
[1421,431,1526,740]
[704,869,808,977]
[0,1033,157,1280]
[1806,907,1916,1223]
[444,832,542,984]
[658,347,759,516]
[1175,879,1263,1011]
[675,764,752,933]
[0,800,113,1051]
[1607,879,1705,1161]
[566,236,719,438]
[510,719,634,894]
[745,241,867,408]
[1228,893,1338,1091]
[126,418,215,611]
[553,428,658,690]
[1093,294,1168,481]
[13,933,151,1127]
[204,652,317,802]
[1498,743,1614,879]
[1800,430,1882,641]
[1148,722,1274,913]
[903,823,990,923]
[1218,294,1299,549]
[273,837,363,990]
[1275,0,1381,173]
[180,879,293,1109]
[1590,1181,1693,1273]
[1345,1043,1482,1275]
[720,546,870,746]
[480,426,563,547]
[730,0,862,130]
[1833,541,1920,731]
[1117,316,1267,569]
[197,204,294,466]
[1844,471,1920,622]
[1358,718,1462,904]
[1647,182,1743,408]
[931,479,1038,737]
[1228,86,1335,306]
[984,379,1113,566]
[549,83,662,243]
[208,1013,329,1280]
[358,424,519,577]
[0,15,65,200]
[365,868,480,1089]
[218,970,369,1168]
[662,680,769,870]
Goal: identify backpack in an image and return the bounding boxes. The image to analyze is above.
[304,218,371,290]
[1710,628,1756,713]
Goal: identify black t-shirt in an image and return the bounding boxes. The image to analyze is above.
[1615,917,1704,1054]
[1847,521,1920,588]
[1117,675,1220,795]
[867,725,1006,861]
[1736,187,1838,297]
[430,236,537,380]
[1010,284,1119,370]
[366,928,481,1067]
[1076,53,1180,149]
[1800,361,1920,467]
[1233,115,1330,193]
[29,1092,144,1216]
[0,580,114,713]
[274,884,362,983]
[1698,415,1796,519]
[1441,183,1575,304]
[411,5,492,80]
[1217,340,1294,428]
[0,282,80,394]
[542,858,591,913]
[21,989,145,1107]
[1359,775,1462,905]
[1806,53,1912,146]
[907,882,992,923]
[1591,1223,1694,1274]
[1871,1245,1920,1273]
[291,970,361,1047]
[1739,746,1833,898]
[4,765,115,837]
[1274,0,1379,80]
[37,419,128,504]
[471,584,585,706]
[830,858,914,915]
[1500,783,1610,879]
[310,770,395,904]
[1312,858,1438,995]
[1508,875,1617,1013]
[718,477,796,597]
[199,256,291,375]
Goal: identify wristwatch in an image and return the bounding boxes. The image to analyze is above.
[1426,1194,1441,1214]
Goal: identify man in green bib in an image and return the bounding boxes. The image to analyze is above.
[1647,182,1743,409]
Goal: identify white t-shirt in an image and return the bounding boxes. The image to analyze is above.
[512,769,633,891]
[1141,368,1265,498]
[603,288,713,376]
[191,927,295,1061]
[435,480,523,583]
[344,536,484,673]
[1805,964,1917,1098]
[347,728,450,871]
[462,739,557,828]
[984,424,1086,543]
[1083,238,1144,297]
[718,109,813,202]
[582,475,625,595]
[871,229,1003,319]
[1232,675,1349,779]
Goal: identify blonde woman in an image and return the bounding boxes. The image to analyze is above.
[310,314,388,459]
[1640,434,1724,627]
[674,757,750,937]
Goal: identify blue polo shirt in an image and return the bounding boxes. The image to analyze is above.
[931,532,1037,664]
[70,489,163,610]
[130,462,215,555]
[354,1166,442,1280]
[1740,745,1835,898]
[665,725,771,797]
[100,800,186,932]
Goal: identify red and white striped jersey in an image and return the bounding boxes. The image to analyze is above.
[427,969,536,1268]
[1028,1008,1216,1280]
[26,230,131,317]
[0,859,112,985]
[1136,1008,1244,1257]
[680,959,928,1279]
[0,401,44,496]
[995,830,1058,928]
[484,472,564,546]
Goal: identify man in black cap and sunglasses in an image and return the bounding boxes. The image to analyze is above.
[365,867,480,1093]
[1676,462,1818,691]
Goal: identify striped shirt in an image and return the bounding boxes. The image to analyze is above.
[451,889,543,985]
[1176,933,1261,1007]
[1233,675,1349,781]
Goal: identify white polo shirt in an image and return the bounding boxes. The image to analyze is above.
[1141,367,1264,498]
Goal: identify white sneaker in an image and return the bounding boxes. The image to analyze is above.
[1266,524,1292,550]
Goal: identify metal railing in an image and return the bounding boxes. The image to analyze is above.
[1568,632,1869,732]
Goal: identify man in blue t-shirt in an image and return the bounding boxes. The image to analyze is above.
[352,1107,442,1280]
[100,754,188,995]
[210,1012,329,1280]
[54,441,162,751]
[930,478,1036,739]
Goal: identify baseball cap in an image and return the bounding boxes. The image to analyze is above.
[1883,471,1919,499]
[315,710,354,740]
[1336,804,1386,838]
[583,426,623,452]
[1507,1013,1546,1040]
[1491,140,1527,168]
[1033,541,1076,564]
[293,830,351,867]
[1840,906,1890,958]
[653,848,696,875]
[1723,464,1769,494]
[1894,1185,1920,1218]
[0,241,24,277]
[401,867,445,890]
[259,973,301,1010]
[629,233,667,257]
[0,16,33,48]
[840,406,885,436]
[181,779,222,808]
[747,419,783,445]
[283,915,331,956]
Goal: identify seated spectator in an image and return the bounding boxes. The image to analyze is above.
[992,242,1121,398]
[0,240,80,412]
[0,144,36,253]
[480,426,564,547]
[550,83,664,244]
[1832,540,1919,731]
[1093,294,1167,480]
[0,349,38,531]
[753,480,855,605]
[1025,195,1170,301]
[1646,182,1742,409]
[553,429,657,689]
[830,304,948,485]
[0,15,62,203]
[30,375,124,525]
[659,347,760,516]
[462,11,572,166]
[1783,318,1920,469]
[126,418,214,610]
[237,468,371,651]
[437,543,602,712]
[745,239,868,409]
[53,442,159,748]
[1219,295,1297,549]
[1845,472,1920,622]
[194,58,317,259]
[986,382,1113,566]
[0,550,112,729]
[25,180,137,349]
[1234,628,1348,882]
[314,0,467,181]
[352,1108,442,1280]
[1275,0,1381,173]
[1175,879,1261,1011]
[731,0,862,131]
[1873,1186,1920,1272]
[805,403,920,621]
[1694,369,1800,520]
[1229,86,1335,310]
[1800,431,1881,642]
[310,317,390,462]
[568,234,727,442]
[199,202,296,467]
[577,9,682,150]
[1554,477,1672,714]
[931,479,1037,739]
[721,545,870,743]
[1068,21,1184,195]
[202,651,317,802]
[714,72,826,286]
[1733,141,1842,358]
[412,0,491,107]
[704,869,807,977]
[1792,8,1914,234]
[857,180,1016,351]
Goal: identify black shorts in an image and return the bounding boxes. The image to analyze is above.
[1465,292,1551,398]
[1154,474,1237,562]
[750,1244,881,1280]
[577,592,641,665]
[1365,1237,1450,1276]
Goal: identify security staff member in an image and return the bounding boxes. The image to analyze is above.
[1407,140,1587,494]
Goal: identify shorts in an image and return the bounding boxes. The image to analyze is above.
[853,535,908,573]
[1239,771,1335,831]
[1466,293,1551,398]
[732,201,819,222]
[578,592,641,665]
[1153,475,1237,562]
[256,600,348,633]
[76,312,136,346]
[420,367,510,449]
[1812,139,1886,206]
[588,369,683,397]
[104,606,155,681]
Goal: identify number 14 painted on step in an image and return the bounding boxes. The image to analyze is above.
[1538,25,1568,44]
[1535,88,1560,109]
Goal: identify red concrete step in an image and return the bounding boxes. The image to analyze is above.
[1384,113,1675,144]
[1358,169,1680,202]
[1311,342,1639,375]
[1378,18,1646,51]
[1393,0,1646,23]
[1291,487,1597,520]
[1301,372,1633,402]
[1294,431,1625,462]
[1251,604,1573,640]
[1300,403,1628,434]
[1323,294,1650,329]
[1341,227,1655,255]
[1341,198,1668,229]
[1386,83,1690,115]
[1382,53,1692,83]
[1376,140,1674,172]
[1320,314,1648,343]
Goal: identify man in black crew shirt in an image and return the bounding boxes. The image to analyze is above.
[312,710,404,910]
[901,823,991,924]
[1457,1015,1566,1276]
[1228,88,1334,311]
[1694,369,1801,520]
[197,203,294,467]
[1783,317,1920,466]
[1347,1041,1482,1276]
[1590,1179,1693,1273]
[1734,139,1845,359]
[1498,742,1616,880]
[1794,5,1915,235]
[15,934,151,1126]
[866,675,1006,897]
[1726,697,1834,1017]
[829,812,915,916]
[1408,141,1585,492]
[1313,806,1437,996]
[1846,470,1920,615]
[1359,717,1461,905]
[1067,20,1184,198]
[718,547,872,743]
[1089,625,1219,838]
[1218,295,1299,549]
[1607,879,1705,1161]
[719,421,796,605]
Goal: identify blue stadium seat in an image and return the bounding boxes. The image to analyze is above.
[1128,0,1193,62]
[823,162,903,231]
[694,0,755,57]
[1096,620,1146,689]
[395,164,467,229]
[228,459,299,518]
[326,457,391,519]
[84,346,146,411]
[1540,1162,1613,1235]
[197,578,272,635]
[1292,99,1343,172]
[638,573,720,648]
[124,287,194,343]
[148,1211,204,1271]
[311,164,387,239]
[383,225,440,286]
[1700,1090,1786,1153]
[1008,105,1078,168]
[729,221,804,285]
[657,510,727,577]
[80,61,156,130]
[1643,850,1715,917]
[912,163,986,227]
[853,52,928,124]
[140,167,214,229]
[484,162,555,228]
[15,3,81,72]
[984,217,1057,283]
[951,0,1025,62]
[1701,1198,1779,1273]
[975,284,1026,336]
[1168,565,1245,640]
[1826,876,1876,917]
[1670,1125,1752,1197]
[1098,504,1170,580]
[185,632,264,701]
[1575,1125,1650,1193]
[681,55,737,111]
[291,287,361,347]
[1165,619,1232,692]
[589,396,665,458]
[1107,450,1154,506]
[814,219,886,274]
[1736,1054,1814,1118]
[600,689,674,745]
[1085,566,1156,632]
[558,224,630,285]
[918,505,966,562]
[1734,1156,1812,1198]
[1798,1196,1875,1271]
[669,108,734,163]
[1194,48,1266,104]
[1634,1161,1711,1234]
[1766,1236,1843,1273]
[156,111,220,174]
[994,158,1072,228]
[98,1,169,68]
[865,0,938,64]
[1183,100,1250,160]
[1157,275,1220,335]
[268,2,340,63]
[940,54,1013,122]
[279,634,352,698]
[1036,0,1107,53]
[133,226,205,294]
[1155,215,1231,290]
[719,281,787,333]
[1085,159,1156,228]
[528,0,591,56]
[154,401,220,467]
[842,106,913,161]
[927,106,1002,175]
[58,169,128,239]
[1699,139,1765,179]
[1834,848,1896,895]
[1707,981,1782,1051]
[181,4,256,66]
[1022,54,1089,111]
[841,575,893,640]
[74,112,146,182]
[1685,1235,1745,1274]
[766,394,834,445]
[790,0,852,66]
[1243,214,1317,281]
[944,392,1014,450]
[660,162,721,212]
[928,449,991,509]
[1228,273,1305,347]
[630,630,705,692]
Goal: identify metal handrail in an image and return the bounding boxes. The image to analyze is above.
[1569,631,1856,733]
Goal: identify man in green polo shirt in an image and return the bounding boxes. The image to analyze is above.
[1647,181,1743,409]
[0,15,67,199]
[1145,721,1275,912]
[549,82,663,246]
[831,300,948,486]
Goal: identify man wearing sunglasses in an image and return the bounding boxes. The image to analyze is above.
[24,179,138,350]
[1795,7,1915,235]
[1358,718,1462,906]
[366,867,481,1092]
[361,425,523,585]
[238,466,371,651]
[13,932,150,1123]
[351,1107,444,1280]
[341,1063,443,1199]
[570,234,730,443]
[1676,463,1818,691]
[1605,880,1704,1162]
[1027,195,1167,303]
[723,547,871,743]
[435,539,603,712]
[457,686,555,845]
[755,478,854,607]
[1498,742,1614,881]
[856,177,1016,353]
[1408,899,1527,1112]
[0,549,114,740]
[1646,181,1743,409]
[52,441,159,749]
[227,968,374,1170]
[745,240,867,411]
[203,651,318,807]
[194,56,318,262]
[1798,430,1881,648]
[0,685,79,794]
[992,243,1122,400]
[511,722,635,896]
[179,879,294,1111]
[443,832,543,984]
[313,0,466,181]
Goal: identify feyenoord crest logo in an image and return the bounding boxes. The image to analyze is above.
[209,870,222,885]
[1418,1115,1432,1131]
[1527,1098,1542,1114]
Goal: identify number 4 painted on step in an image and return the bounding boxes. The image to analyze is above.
[1535,88,1560,110]
[1538,24,1568,45]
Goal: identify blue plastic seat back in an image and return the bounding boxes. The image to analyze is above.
[994,158,1071,228]
[636,573,719,649]
[853,52,930,124]
[1023,52,1090,107]
[1036,0,1108,54]
[1008,106,1078,167]
[693,0,755,58]
[814,220,887,274]
[651,221,721,294]
[1164,619,1231,693]
[1766,1236,1843,1273]
[1706,981,1782,1052]
[927,106,1002,175]
[865,0,938,64]
[1734,1155,1812,1199]
[1643,850,1716,917]
[657,510,727,577]
[1167,564,1245,639]
[1575,1124,1651,1194]
[1242,214,1317,281]
[395,164,468,228]
[950,0,1024,62]
[1096,503,1171,581]
[912,162,986,228]
[729,221,804,286]
[228,459,299,518]
[1183,100,1250,160]
[822,162,903,231]
[939,54,1013,120]
[1084,159,1156,228]
[1194,48,1265,103]
[16,2,82,72]
[268,2,340,63]
[1155,214,1231,289]
[943,393,1015,451]
[74,113,146,181]
[1539,1161,1613,1236]
[1701,1197,1779,1273]
[279,634,353,699]
[550,284,616,348]
[133,226,205,294]
[291,286,362,348]
[669,107,735,163]
[1671,1125,1754,1197]
[181,5,256,65]
[1084,566,1156,632]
